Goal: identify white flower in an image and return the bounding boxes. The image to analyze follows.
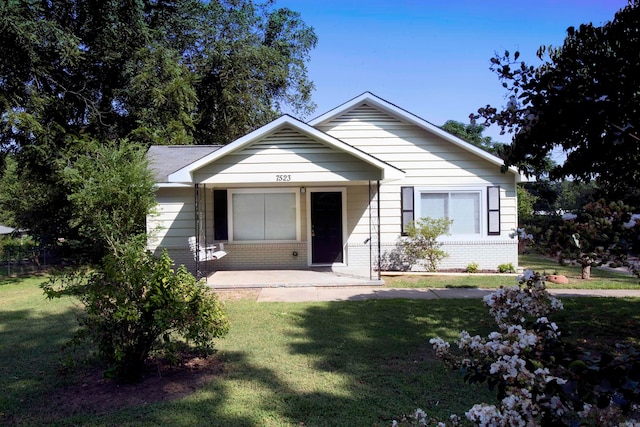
[522,270,535,281]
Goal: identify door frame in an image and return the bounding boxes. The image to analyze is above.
[307,187,347,266]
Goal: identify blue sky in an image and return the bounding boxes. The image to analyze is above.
[277,0,628,142]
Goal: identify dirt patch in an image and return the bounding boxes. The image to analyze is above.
[214,288,261,301]
[24,289,257,420]
[37,354,224,419]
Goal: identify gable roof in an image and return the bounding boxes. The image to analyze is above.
[309,92,524,182]
[0,224,15,235]
[167,114,405,183]
[148,145,223,184]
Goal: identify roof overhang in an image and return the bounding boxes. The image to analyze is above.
[168,115,405,183]
[310,92,524,183]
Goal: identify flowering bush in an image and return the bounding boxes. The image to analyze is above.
[393,271,640,426]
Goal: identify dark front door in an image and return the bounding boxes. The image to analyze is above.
[311,192,343,264]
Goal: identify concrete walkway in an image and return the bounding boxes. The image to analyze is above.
[207,268,640,302]
[255,287,640,302]
[208,268,382,288]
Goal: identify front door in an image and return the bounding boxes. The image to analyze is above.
[311,192,343,264]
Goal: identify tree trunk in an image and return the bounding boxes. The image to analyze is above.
[581,265,591,279]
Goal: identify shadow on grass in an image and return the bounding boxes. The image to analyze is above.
[0,305,80,424]
[0,301,252,426]
[11,290,640,426]
[114,299,497,426]
[284,299,497,424]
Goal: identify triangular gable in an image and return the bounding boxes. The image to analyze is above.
[309,92,524,182]
[168,115,404,183]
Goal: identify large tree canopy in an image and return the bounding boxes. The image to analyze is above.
[474,1,640,197]
[0,0,316,148]
[0,0,316,244]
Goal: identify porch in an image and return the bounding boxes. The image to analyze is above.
[206,266,383,288]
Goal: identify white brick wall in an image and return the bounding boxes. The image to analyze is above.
[376,239,518,272]
[156,243,309,275]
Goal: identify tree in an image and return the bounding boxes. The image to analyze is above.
[43,239,230,383]
[540,199,639,279]
[474,2,640,197]
[517,185,538,221]
[0,0,317,249]
[62,139,158,260]
[42,140,230,382]
[441,120,504,155]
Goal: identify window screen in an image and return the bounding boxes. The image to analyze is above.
[232,192,296,241]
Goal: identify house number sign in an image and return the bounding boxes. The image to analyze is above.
[275,174,292,182]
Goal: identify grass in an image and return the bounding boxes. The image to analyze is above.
[1,274,640,426]
[383,253,640,289]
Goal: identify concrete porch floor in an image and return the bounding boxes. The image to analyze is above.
[206,266,383,288]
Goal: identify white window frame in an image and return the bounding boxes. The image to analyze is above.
[415,187,485,239]
[227,188,301,243]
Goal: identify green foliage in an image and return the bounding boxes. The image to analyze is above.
[497,262,516,273]
[123,43,199,146]
[0,154,73,244]
[465,262,480,273]
[0,0,317,252]
[39,138,228,383]
[62,139,157,259]
[430,272,640,426]
[441,120,505,155]
[533,199,639,280]
[42,239,230,383]
[474,2,640,197]
[523,180,598,216]
[0,235,37,263]
[401,217,452,272]
[517,185,537,220]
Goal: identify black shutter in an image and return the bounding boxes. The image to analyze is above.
[487,186,500,235]
[401,186,414,235]
[213,189,228,240]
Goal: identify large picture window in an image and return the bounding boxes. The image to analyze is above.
[230,189,299,241]
[419,191,481,235]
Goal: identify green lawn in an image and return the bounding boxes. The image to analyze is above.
[1,274,640,426]
[383,254,640,289]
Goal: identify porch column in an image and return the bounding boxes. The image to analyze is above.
[376,179,381,280]
[368,180,382,281]
[194,183,201,277]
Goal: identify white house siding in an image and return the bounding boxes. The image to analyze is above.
[147,186,199,270]
[344,185,375,269]
[315,103,519,271]
[193,127,381,184]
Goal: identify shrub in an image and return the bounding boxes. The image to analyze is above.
[0,235,39,266]
[378,242,413,271]
[401,217,452,272]
[395,271,640,426]
[497,262,515,273]
[465,262,479,273]
[43,238,229,382]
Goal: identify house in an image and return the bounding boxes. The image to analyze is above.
[147,92,523,278]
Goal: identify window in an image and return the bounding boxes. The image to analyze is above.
[229,189,299,241]
[419,191,481,235]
